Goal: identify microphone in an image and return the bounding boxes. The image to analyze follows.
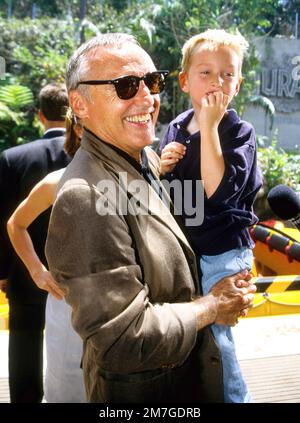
[267,184,300,230]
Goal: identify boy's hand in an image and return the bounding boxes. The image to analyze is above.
[197,91,230,131]
[160,142,186,176]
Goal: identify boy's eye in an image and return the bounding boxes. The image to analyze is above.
[224,72,234,77]
[200,71,209,75]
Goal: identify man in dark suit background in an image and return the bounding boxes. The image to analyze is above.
[0,83,71,402]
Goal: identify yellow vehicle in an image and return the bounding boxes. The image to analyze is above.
[0,291,8,330]
[249,220,300,317]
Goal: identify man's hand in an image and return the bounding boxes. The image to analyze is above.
[30,266,65,300]
[197,91,230,131]
[160,142,186,176]
[0,279,8,294]
[210,271,256,326]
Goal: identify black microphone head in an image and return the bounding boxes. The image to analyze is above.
[267,184,300,220]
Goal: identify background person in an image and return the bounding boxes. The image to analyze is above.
[0,83,70,403]
[6,109,86,403]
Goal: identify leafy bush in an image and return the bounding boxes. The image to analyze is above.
[257,135,300,192]
[0,83,36,149]
[254,134,300,219]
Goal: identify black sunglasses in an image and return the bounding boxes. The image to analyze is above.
[76,70,169,100]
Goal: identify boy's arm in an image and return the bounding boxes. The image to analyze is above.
[204,119,262,207]
[196,92,229,198]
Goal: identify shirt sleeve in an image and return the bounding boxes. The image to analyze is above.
[206,121,261,206]
[0,153,17,278]
[46,183,197,374]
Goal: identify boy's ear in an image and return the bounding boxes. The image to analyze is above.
[234,77,243,97]
[179,71,190,93]
[69,90,89,119]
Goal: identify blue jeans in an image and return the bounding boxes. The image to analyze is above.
[200,247,253,403]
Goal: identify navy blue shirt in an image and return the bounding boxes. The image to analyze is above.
[160,109,263,256]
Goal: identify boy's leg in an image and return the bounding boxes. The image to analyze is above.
[200,248,253,403]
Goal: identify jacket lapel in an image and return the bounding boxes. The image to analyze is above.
[81,131,194,254]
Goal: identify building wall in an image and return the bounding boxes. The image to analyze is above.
[243,37,300,151]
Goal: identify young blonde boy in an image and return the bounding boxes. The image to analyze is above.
[160,29,262,403]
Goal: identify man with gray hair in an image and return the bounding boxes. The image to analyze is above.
[46,33,255,403]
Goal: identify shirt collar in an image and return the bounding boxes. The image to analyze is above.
[44,127,66,136]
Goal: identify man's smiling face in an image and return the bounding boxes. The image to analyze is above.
[71,44,160,161]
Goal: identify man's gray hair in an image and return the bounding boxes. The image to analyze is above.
[66,33,140,96]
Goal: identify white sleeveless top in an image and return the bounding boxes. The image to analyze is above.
[45,296,86,403]
[44,167,86,403]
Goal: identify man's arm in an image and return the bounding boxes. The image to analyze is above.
[192,272,255,329]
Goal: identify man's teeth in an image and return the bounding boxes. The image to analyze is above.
[125,114,150,123]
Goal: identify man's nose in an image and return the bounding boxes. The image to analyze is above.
[136,80,154,104]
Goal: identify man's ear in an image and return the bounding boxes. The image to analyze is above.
[179,71,189,94]
[69,90,89,119]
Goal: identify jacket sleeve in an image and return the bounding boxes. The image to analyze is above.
[206,122,262,206]
[46,183,197,374]
[0,152,18,278]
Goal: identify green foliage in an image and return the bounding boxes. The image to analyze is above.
[0,84,34,109]
[0,18,77,98]
[0,0,284,152]
[0,102,21,123]
[0,17,77,150]
[0,83,36,149]
[257,135,300,192]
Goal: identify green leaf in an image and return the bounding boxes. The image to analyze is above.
[0,85,33,109]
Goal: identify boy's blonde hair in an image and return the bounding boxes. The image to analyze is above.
[181,29,249,76]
